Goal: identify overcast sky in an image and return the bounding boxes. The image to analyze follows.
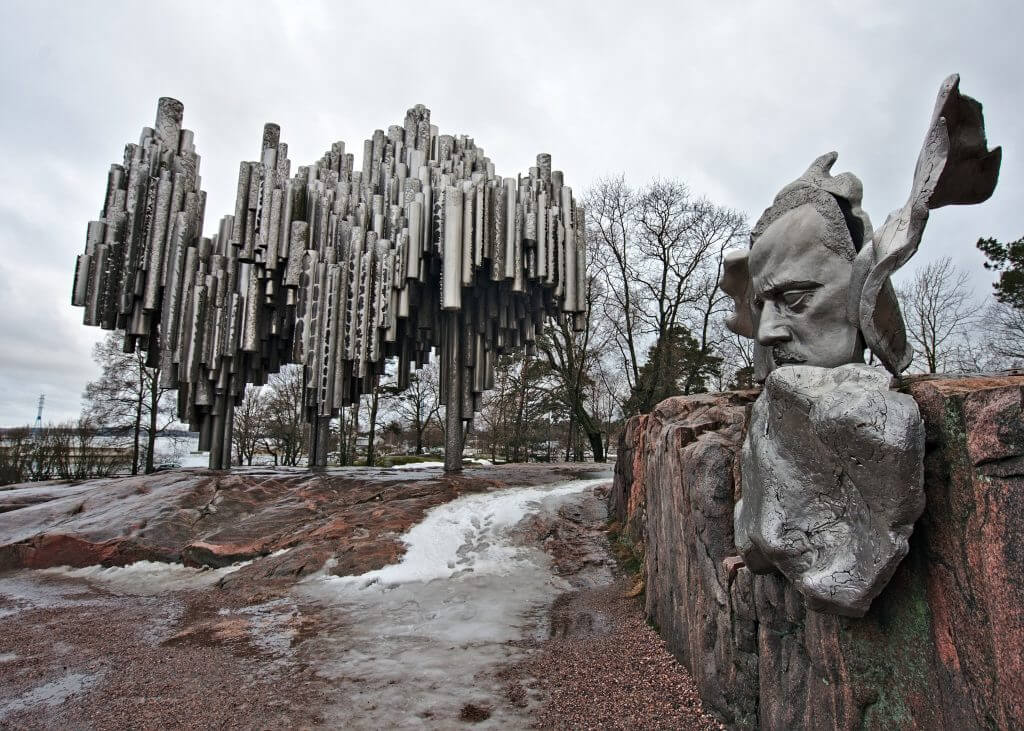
[0,0,1019,425]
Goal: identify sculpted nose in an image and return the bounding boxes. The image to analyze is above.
[756,303,790,345]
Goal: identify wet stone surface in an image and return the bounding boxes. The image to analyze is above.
[0,463,718,729]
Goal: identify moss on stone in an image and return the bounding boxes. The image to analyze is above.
[842,566,935,729]
[605,521,645,577]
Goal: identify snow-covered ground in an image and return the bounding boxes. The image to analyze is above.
[35,560,253,594]
[299,477,609,727]
[388,460,445,470]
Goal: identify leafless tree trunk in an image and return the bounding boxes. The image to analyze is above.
[985,300,1024,364]
[261,365,308,466]
[390,363,441,455]
[586,176,643,394]
[83,332,178,475]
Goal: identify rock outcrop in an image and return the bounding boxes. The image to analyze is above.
[736,365,926,617]
[0,463,604,585]
[613,375,1024,729]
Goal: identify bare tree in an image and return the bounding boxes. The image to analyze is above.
[83,332,179,474]
[475,360,515,462]
[586,177,746,414]
[0,419,129,486]
[260,366,307,466]
[898,258,977,374]
[0,427,33,485]
[586,176,644,394]
[537,252,615,461]
[389,363,441,455]
[590,353,629,455]
[363,385,386,467]
[984,300,1024,365]
[232,385,267,466]
[717,331,755,390]
[679,201,747,393]
[334,402,359,466]
[476,352,548,462]
[70,417,129,478]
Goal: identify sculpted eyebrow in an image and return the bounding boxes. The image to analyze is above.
[758,280,822,298]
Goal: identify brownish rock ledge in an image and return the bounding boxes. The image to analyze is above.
[0,463,603,585]
[610,374,1024,730]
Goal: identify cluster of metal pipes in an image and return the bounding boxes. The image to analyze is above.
[72,98,586,471]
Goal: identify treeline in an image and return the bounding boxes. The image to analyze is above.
[0,421,131,485]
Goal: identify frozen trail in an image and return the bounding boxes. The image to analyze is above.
[298,476,611,728]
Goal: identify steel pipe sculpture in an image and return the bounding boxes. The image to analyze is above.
[72,99,587,471]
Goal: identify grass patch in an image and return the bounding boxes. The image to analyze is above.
[606,520,645,580]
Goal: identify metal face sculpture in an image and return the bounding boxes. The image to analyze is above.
[720,74,1001,616]
[748,203,865,369]
[72,99,587,472]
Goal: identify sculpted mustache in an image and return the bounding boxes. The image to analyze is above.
[771,346,806,363]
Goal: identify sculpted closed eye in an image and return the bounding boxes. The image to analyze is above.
[781,289,814,311]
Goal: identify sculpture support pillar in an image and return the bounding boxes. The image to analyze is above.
[444,310,463,473]
[207,371,235,470]
[309,415,331,469]
[221,375,235,468]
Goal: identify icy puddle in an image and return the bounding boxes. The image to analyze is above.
[298,477,609,728]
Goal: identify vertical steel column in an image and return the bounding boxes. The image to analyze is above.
[308,415,331,468]
[444,310,463,472]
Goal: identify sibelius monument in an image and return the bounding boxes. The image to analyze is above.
[71,100,587,472]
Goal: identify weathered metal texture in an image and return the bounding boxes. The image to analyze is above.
[720,74,1001,382]
[717,75,1000,616]
[73,99,586,471]
[734,364,925,617]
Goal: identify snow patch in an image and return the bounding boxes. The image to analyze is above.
[298,475,608,727]
[37,559,252,594]
[388,461,444,470]
[324,477,606,588]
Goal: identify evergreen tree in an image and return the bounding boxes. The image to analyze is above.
[977,236,1024,309]
[624,326,721,415]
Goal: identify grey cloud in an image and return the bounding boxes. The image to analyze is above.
[0,0,1019,423]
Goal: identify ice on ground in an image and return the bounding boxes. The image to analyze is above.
[330,477,605,588]
[0,671,102,720]
[36,559,252,595]
[299,477,608,728]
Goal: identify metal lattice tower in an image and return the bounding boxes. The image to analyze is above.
[34,394,44,432]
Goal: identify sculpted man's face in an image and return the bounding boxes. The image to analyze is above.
[748,203,863,368]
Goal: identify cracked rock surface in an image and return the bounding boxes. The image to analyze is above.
[735,364,925,617]
[0,463,599,577]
